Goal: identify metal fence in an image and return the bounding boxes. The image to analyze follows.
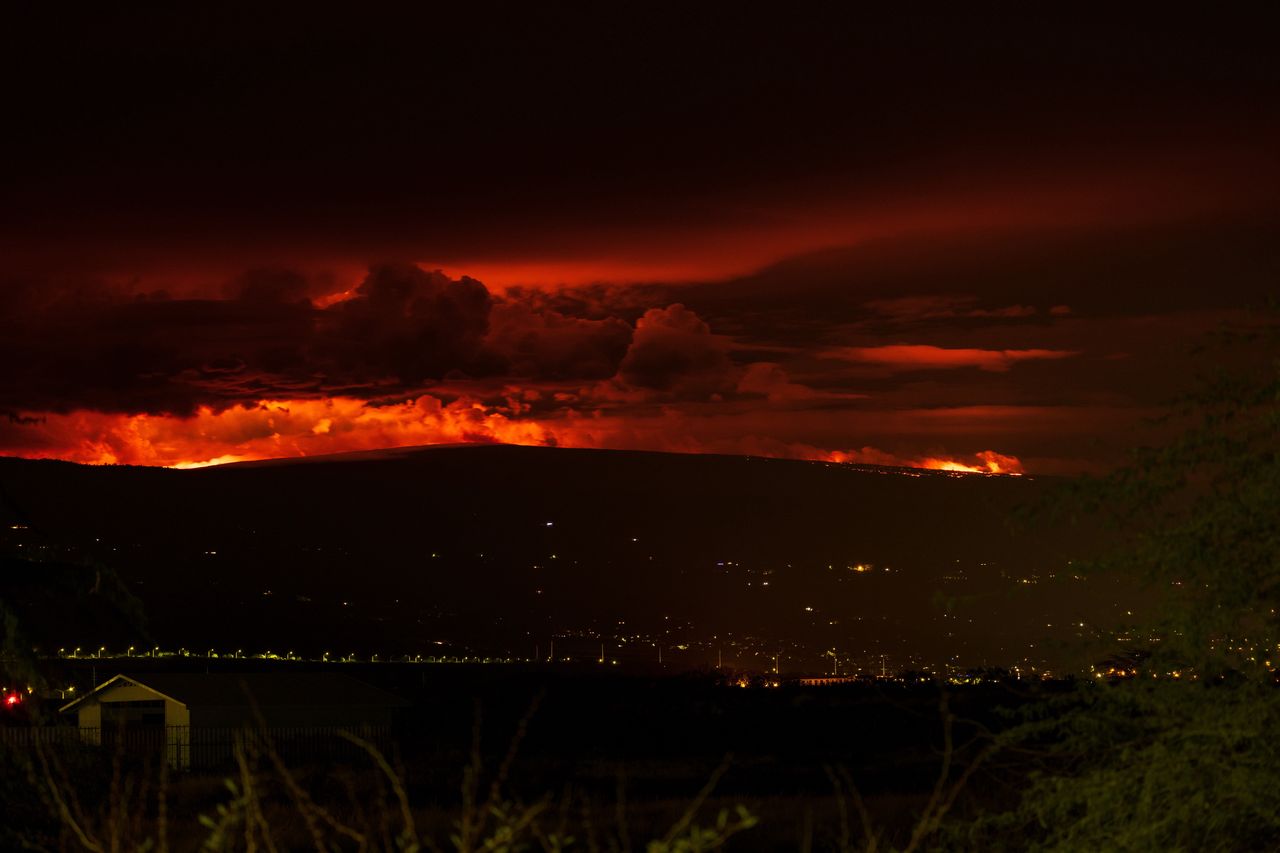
[0,724,393,772]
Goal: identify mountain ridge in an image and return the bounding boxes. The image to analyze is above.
[0,444,1113,673]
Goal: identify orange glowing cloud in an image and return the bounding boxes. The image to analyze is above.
[0,398,562,468]
[0,397,1025,475]
[830,344,1078,372]
[824,447,1023,475]
[920,450,1023,475]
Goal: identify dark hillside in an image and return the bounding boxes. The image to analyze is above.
[0,446,1123,671]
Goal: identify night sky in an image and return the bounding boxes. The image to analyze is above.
[3,7,1278,473]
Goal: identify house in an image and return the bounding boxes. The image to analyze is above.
[60,672,409,768]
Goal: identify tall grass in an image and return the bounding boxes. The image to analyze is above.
[10,719,772,851]
[4,688,999,852]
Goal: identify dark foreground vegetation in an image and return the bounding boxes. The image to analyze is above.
[4,669,1279,852]
[6,664,1071,851]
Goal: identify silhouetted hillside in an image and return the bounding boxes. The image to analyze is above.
[0,446,1123,671]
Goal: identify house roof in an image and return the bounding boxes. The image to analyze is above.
[60,672,408,714]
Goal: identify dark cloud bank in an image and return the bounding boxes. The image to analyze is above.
[0,264,724,419]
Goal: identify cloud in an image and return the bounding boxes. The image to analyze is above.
[0,396,561,467]
[0,393,1024,475]
[0,234,1244,478]
[862,295,1039,323]
[223,268,319,304]
[825,446,1023,474]
[315,263,494,384]
[0,264,648,418]
[1,268,784,445]
[735,362,820,401]
[484,301,632,380]
[614,304,736,397]
[829,344,1078,372]
[0,287,320,417]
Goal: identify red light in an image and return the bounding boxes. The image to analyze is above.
[4,693,20,706]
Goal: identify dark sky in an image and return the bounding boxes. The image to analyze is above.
[3,7,1278,472]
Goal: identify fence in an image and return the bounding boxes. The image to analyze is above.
[0,724,393,772]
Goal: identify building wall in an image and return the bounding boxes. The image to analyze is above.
[77,702,101,745]
[71,681,402,770]
[76,682,191,768]
[87,683,191,727]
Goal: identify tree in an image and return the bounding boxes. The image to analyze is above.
[950,311,1280,852]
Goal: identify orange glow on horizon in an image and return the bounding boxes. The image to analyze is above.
[917,455,1023,475]
[824,448,1023,475]
[0,397,1026,475]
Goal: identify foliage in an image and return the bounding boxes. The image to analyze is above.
[0,551,147,697]
[953,311,1280,851]
[11,711,762,852]
[941,679,1280,851]
[645,804,758,853]
[1048,314,1280,675]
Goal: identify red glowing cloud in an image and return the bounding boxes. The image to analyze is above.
[3,10,1278,483]
[830,345,1078,373]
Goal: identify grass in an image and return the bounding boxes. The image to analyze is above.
[3,693,992,852]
